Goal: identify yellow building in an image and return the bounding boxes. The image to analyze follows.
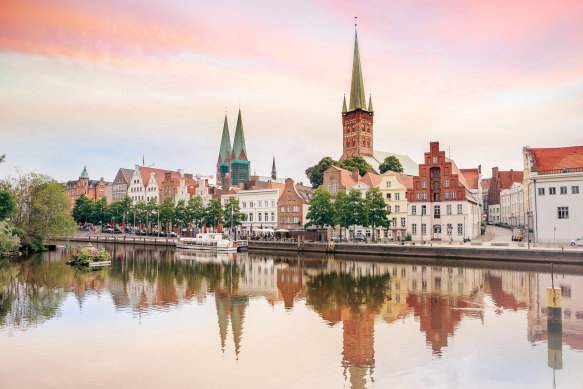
[378,171,414,241]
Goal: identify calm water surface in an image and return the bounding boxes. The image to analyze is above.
[1,244,582,389]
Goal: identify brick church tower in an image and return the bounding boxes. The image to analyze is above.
[341,31,374,160]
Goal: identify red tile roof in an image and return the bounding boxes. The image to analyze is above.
[394,173,414,190]
[499,170,523,190]
[530,146,583,171]
[446,158,470,190]
[265,182,285,194]
[459,168,480,190]
[139,167,183,188]
[550,152,583,170]
[359,172,382,187]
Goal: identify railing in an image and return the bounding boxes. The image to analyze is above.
[537,167,583,175]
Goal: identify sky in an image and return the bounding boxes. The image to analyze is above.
[1,0,582,184]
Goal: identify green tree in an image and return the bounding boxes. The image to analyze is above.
[158,197,175,232]
[187,196,205,228]
[0,182,17,220]
[91,197,111,227]
[338,155,372,176]
[306,187,337,229]
[174,200,188,230]
[305,157,338,189]
[334,190,350,240]
[204,199,224,230]
[0,221,20,254]
[108,201,123,225]
[365,187,391,242]
[133,200,148,228]
[119,195,133,225]
[146,198,159,229]
[378,155,403,174]
[71,194,94,224]
[222,197,246,230]
[346,189,368,241]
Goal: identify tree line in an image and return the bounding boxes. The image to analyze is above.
[72,194,246,232]
[306,186,392,241]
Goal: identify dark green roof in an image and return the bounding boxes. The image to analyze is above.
[218,114,232,163]
[368,95,373,112]
[349,32,367,111]
[232,109,247,160]
[79,166,89,179]
[342,95,347,113]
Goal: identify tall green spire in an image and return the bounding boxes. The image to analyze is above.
[349,32,367,111]
[218,114,231,163]
[232,108,247,161]
[368,94,373,112]
[342,95,348,113]
[79,166,89,179]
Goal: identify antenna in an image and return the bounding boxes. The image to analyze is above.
[354,16,357,31]
[447,146,452,158]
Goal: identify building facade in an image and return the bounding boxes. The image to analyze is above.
[523,146,583,244]
[486,167,523,223]
[500,182,524,227]
[128,166,192,204]
[65,166,110,207]
[277,178,312,228]
[221,188,280,233]
[406,142,482,242]
[379,171,414,241]
[112,168,134,202]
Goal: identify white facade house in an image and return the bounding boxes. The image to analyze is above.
[221,188,280,233]
[523,146,583,244]
[174,179,191,204]
[500,182,524,227]
[488,204,500,224]
[128,166,151,203]
[408,200,482,242]
[195,179,212,207]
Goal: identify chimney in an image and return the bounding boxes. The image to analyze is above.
[352,169,360,181]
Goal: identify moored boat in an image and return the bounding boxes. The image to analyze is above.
[176,233,247,252]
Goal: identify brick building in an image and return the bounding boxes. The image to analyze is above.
[277,178,313,228]
[65,166,110,207]
[406,142,482,242]
[486,167,523,223]
[216,109,251,188]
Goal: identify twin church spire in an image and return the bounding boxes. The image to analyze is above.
[217,108,250,187]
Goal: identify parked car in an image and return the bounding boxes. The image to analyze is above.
[570,238,583,247]
[331,236,347,242]
[512,229,523,241]
[167,232,177,238]
[102,227,114,234]
[353,236,366,242]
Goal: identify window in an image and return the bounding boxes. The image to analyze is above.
[249,201,254,208]
[395,205,400,212]
[457,223,463,235]
[444,192,449,200]
[265,212,269,221]
[387,205,391,212]
[434,205,440,216]
[392,217,397,227]
[451,191,456,199]
[416,193,420,200]
[411,205,417,215]
[401,218,406,227]
[386,181,391,188]
[272,201,275,207]
[457,204,463,214]
[288,196,291,201]
[421,205,427,215]
[271,212,275,221]
[421,224,427,235]
[280,206,285,213]
[258,213,262,221]
[560,186,567,195]
[286,206,290,213]
[280,216,285,224]
[538,188,545,195]
[572,186,580,194]
[558,207,569,219]
[395,193,400,201]
[292,206,299,212]
[286,217,290,224]
[422,192,427,200]
[447,223,452,235]
[422,181,426,189]
[249,214,254,222]
[444,179,449,188]
[293,216,299,224]
[386,193,391,200]
[549,187,556,195]
[412,224,417,234]
[447,204,452,215]
[288,186,291,192]
[332,183,338,193]
[432,156,437,164]
[326,183,331,192]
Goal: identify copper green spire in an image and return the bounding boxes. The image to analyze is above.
[218,114,232,163]
[368,94,373,112]
[79,166,89,179]
[232,108,247,161]
[349,32,367,111]
[342,94,348,113]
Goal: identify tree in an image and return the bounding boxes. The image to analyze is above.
[71,194,94,224]
[305,157,338,188]
[133,200,148,227]
[146,198,159,229]
[204,199,224,231]
[119,195,133,225]
[365,187,391,242]
[158,197,175,232]
[91,197,111,227]
[108,201,123,225]
[187,196,205,228]
[223,197,246,230]
[174,200,188,230]
[378,155,403,174]
[338,155,372,176]
[334,190,350,240]
[0,221,20,254]
[306,187,337,229]
[346,189,368,241]
[0,182,16,220]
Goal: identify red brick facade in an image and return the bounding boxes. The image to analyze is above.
[277,178,312,228]
[65,174,109,207]
[342,110,374,160]
[406,142,468,203]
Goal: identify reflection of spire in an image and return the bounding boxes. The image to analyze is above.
[215,294,229,353]
[230,297,248,358]
[214,292,248,358]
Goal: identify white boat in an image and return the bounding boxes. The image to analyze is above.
[176,233,247,252]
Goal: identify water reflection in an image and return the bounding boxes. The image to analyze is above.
[1,245,583,388]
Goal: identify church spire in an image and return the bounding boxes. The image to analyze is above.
[342,94,348,113]
[349,31,367,111]
[271,156,277,180]
[232,108,247,161]
[368,94,373,112]
[218,114,232,163]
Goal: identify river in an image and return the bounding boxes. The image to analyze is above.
[1,243,582,388]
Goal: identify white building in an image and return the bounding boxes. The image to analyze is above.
[221,188,280,233]
[523,146,583,244]
[500,182,524,227]
[488,204,500,224]
[195,178,212,207]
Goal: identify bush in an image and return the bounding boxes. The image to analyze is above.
[69,247,110,265]
[404,234,412,241]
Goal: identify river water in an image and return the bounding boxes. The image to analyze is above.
[1,244,582,389]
